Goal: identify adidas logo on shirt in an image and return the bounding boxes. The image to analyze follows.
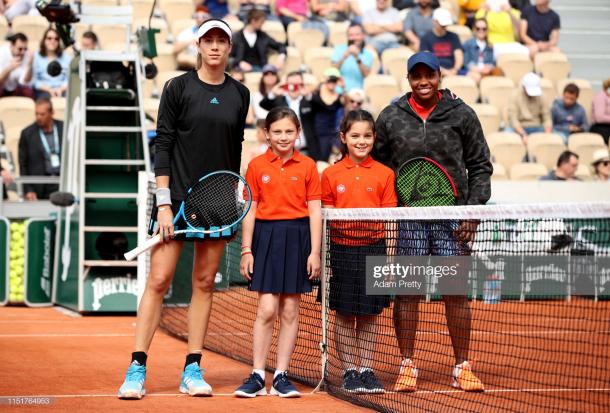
[210,97,220,104]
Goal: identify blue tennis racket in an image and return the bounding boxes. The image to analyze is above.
[124,170,252,260]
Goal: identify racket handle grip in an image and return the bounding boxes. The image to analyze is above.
[124,234,162,261]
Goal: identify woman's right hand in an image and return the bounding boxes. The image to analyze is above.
[156,206,174,242]
[240,254,254,281]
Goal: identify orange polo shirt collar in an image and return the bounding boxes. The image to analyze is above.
[341,155,374,169]
[264,148,303,164]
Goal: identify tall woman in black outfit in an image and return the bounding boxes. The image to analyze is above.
[118,19,250,400]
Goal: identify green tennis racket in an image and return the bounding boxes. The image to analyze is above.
[395,157,458,207]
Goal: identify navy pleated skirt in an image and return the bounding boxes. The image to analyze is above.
[249,217,312,294]
[329,240,390,316]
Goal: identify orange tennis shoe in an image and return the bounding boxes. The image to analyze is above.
[452,361,484,392]
[394,359,418,392]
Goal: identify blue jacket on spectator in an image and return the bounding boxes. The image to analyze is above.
[462,38,495,70]
[551,97,589,138]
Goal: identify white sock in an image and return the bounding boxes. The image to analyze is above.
[399,358,413,374]
[274,369,285,379]
[252,369,265,380]
[360,367,372,374]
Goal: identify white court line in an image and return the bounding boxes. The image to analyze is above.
[2,388,609,399]
[0,333,133,338]
[0,393,318,398]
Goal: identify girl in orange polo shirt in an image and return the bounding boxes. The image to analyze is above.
[321,109,397,394]
[235,107,322,398]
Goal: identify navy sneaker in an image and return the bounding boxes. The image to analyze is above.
[360,369,385,394]
[342,369,365,393]
[270,371,300,398]
[234,372,267,398]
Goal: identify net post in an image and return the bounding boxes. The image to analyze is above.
[313,210,329,393]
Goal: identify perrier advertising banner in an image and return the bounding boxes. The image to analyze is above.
[24,217,56,307]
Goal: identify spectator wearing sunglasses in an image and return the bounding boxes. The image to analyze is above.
[591,149,610,182]
[462,18,502,85]
[0,33,33,98]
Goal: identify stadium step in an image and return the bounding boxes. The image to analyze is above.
[84,226,139,232]
[84,159,146,166]
[84,126,143,132]
[83,260,138,267]
[554,5,610,30]
[83,192,138,199]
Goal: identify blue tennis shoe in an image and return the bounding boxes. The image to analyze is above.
[270,371,300,398]
[234,372,267,398]
[180,362,213,396]
[118,361,146,399]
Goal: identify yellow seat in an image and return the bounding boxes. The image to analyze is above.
[479,76,515,125]
[471,104,501,136]
[364,75,400,118]
[381,47,414,86]
[441,75,478,105]
[11,15,49,43]
[262,20,287,44]
[491,162,507,180]
[568,132,607,166]
[534,52,571,89]
[486,132,526,172]
[497,54,534,87]
[527,133,566,171]
[304,47,334,82]
[0,97,35,134]
[447,24,473,45]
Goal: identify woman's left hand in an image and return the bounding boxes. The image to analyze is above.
[307,253,321,280]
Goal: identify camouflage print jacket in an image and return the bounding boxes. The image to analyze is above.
[374,89,493,206]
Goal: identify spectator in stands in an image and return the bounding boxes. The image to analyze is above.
[18,97,63,200]
[174,6,211,70]
[462,18,502,85]
[591,149,610,182]
[32,28,71,99]
[229,66,255,126]
[420,8,463,77]
[551,83,589,143]
[590,78,610,145]
[0,33,33,98]
[348,0,377,24]
[507,72,551,144]
[475,0,521,45]
[363,0,403,55]
[332,22,374,92]
[275,0,307,28]
[203,0,230,19]
[520,0,561,57]
[260,71,319,158]
[0,163,14,200]
[344,88,367,112]
[312,67,344,162]
[402,0,435,52]
[238,0,275,22]
[230,10,286,73]
[0,0,34,22]
[539,151,579,181]
[252,64,280,121]
[310,0,349,23]
[457,0,485,28]
[248,119,269,163]
[80,31,99,51]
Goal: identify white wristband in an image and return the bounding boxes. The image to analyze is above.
[155,187,171,206]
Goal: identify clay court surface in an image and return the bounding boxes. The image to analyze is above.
[0,306,369,413]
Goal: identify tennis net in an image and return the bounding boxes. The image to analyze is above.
[148,179,610,412]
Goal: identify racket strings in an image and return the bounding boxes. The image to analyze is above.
[397,160,455,207]
[183,174,245,229]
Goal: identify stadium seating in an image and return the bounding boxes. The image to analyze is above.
[328,21,349,47]
[50,97,66,122]
[131,0,157,21]
[534,52,571,89]
[486,131,527,172]
[556,78,594,122]
[170,18,195,40]
[471,103,501,136]
[270,47,301,77]
[496,54,534,86]
[263,20,288,44]
[143,98,161,127]
[575,164,592,181]
[364,75,400,117]
[0,97,35,134]
[5,126,23,175]
[304,47,334,82]
[0,15,8,41]
[509,162,548,180]
[244,71,262,95]
[441,75,478,105]
[540,77,556,107]
[91,24,130,47]
[479,76,515,125]
[155,70,187,94]
[447,24,473,44]
[527,133,566,170]
[11,15,49,43]
[134,18,170,44]
[289,27,325,58]
[491,162,507,180]
[154,43,178,72]
[381,47,414,86]
[159,0,193,27]
[568,132,607,166]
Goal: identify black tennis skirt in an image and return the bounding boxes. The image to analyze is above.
[148,198,237,241]
[249,217,313,294]
[328,240,390,316]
